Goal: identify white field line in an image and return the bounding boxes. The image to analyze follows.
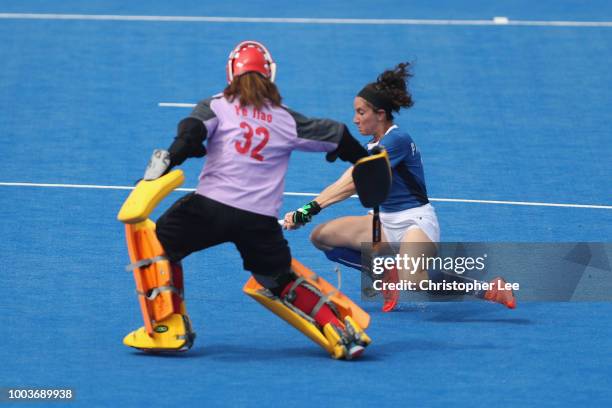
[158,103,197,108]
[0,181,610,210]
[1,13,612,27]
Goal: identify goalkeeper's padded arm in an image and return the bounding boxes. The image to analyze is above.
[143,118,208,181]
[167,117,208,167]
[326,126,369,164]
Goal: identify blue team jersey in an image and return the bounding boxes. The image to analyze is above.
[366,126,429,212]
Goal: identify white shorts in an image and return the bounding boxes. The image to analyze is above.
[378,203,440,243]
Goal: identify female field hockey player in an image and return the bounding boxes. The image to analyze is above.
[123,40,374,359]
[284,63,515,312]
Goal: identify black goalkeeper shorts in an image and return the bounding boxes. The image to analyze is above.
[156,193,292,280]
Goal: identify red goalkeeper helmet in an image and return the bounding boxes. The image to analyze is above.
[226,40,277,84]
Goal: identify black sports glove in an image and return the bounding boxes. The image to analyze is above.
[292,201,322,225]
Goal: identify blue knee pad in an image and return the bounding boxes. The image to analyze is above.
[324,247,363,272]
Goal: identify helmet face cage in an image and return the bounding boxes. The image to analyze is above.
[226,40,277,84]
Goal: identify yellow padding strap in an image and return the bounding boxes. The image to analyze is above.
[117,170,185,224]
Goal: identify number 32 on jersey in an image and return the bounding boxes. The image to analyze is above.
[235,121,269,162]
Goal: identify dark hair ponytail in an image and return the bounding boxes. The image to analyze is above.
[358,62,414,120]
[376,62,414,112]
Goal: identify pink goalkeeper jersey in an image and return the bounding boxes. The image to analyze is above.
[190,94,344,217]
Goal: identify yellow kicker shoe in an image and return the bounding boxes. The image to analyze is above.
[322,316,372,360]
[123,313,195,352]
